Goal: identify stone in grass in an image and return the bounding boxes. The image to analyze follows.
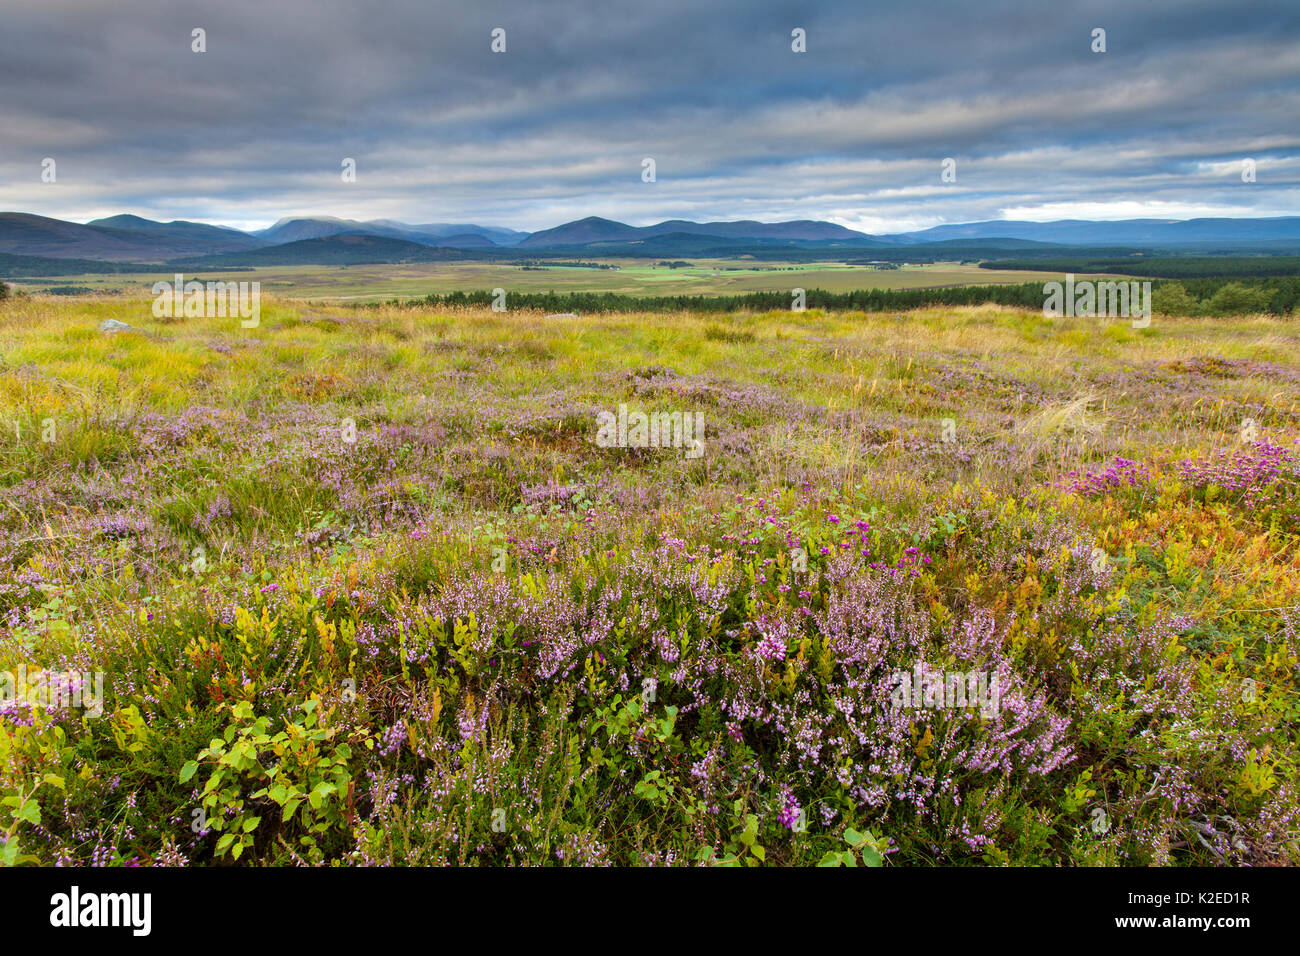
[97,319,134,333]
[545,313,580,319]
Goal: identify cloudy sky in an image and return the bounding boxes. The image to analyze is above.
[1,0,1297,233]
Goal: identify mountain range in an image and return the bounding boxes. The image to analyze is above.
[254,216,527,247]
[1,211,1298,269]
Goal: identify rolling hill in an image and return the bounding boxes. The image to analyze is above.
[373,221,527,245]
[171,233,471,267]
[2,210,1298,272]
[257,217,523,247]
[0,212,264,261]
[86,214,268,252]
[518,216,873,248]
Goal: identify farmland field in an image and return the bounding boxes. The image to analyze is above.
[0,294,1297,866]
[5,260,1129,301]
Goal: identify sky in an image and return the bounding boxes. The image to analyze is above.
[1,0,1297,234]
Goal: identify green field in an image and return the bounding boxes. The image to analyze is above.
[8,259,1130,301]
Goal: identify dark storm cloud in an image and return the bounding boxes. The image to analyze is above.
[1,0,1297,231]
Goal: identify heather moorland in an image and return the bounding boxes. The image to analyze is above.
[0,293,1296,866]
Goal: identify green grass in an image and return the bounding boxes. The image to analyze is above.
[4,260,1131,301]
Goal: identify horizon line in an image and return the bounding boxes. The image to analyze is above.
[5,209,1299,239]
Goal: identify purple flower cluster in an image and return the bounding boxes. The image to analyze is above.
[1063,456,1150,497]
[1178,438,1298,514]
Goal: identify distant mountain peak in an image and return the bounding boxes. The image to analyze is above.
[519,216,873,248]
[3,211,1298,264]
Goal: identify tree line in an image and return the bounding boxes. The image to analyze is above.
[400,283,1055,314]
[395,277,1298,317]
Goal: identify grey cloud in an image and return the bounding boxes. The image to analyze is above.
[0,0,1296,231]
